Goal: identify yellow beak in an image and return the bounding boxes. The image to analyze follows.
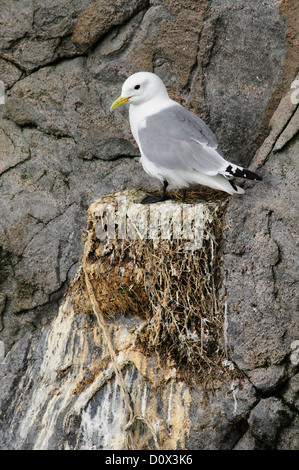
[110,95,129,111]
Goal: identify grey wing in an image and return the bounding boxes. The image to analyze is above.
[138,104,227,175]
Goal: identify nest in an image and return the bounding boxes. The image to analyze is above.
[71,189,231,384]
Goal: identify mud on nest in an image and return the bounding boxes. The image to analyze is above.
[71,189,233,383]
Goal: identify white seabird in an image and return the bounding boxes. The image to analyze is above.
[110,71,262,204]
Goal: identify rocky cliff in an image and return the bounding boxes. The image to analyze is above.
[0,0,298,450]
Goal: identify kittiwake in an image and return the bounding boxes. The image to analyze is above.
[110,71,262,204]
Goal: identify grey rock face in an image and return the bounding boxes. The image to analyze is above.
[206,0,287,167]
[223,95,299,376]
[0,0,298,450]
[72,0,149,53]
[248,398,293,449]
[0,197,258,450]
[0,0,91,72]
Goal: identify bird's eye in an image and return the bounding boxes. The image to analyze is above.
[134,85,140,90]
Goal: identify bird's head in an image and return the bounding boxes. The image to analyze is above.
[110,71,168,111]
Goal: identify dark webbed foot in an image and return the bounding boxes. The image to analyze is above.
[140,194,167,204]
[140,180,169,204]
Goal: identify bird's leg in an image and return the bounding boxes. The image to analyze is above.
[141,180,168,204]
[182,189,187,202]
[161,180,168,200]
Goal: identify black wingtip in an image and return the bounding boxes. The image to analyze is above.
[253,173,262,181]
[226,165,262,181]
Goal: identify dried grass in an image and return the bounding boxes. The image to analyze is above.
[71,189,233,384]
[136,204,226,383]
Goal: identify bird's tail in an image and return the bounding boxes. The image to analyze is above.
[224,164,262,181]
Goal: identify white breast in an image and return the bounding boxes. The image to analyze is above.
[129,97,176,149]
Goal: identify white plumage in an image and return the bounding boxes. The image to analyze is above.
[111,71,261,203]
